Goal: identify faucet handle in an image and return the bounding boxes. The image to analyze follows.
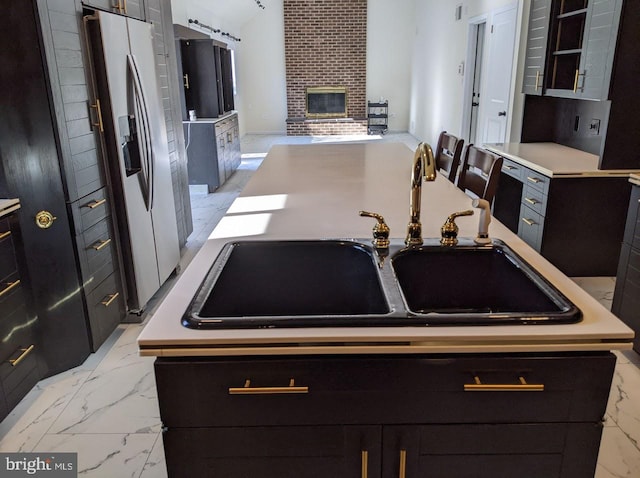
[440,210,474,246]
[359,210,390,251]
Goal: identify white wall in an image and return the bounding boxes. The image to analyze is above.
[367,0,416,132]
[171,0,527,140]
[236,1,287,135]
[409,0,526,147]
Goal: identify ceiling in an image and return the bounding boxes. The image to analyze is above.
[190,0,271,28]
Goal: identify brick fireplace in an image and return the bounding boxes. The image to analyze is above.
[284,0,368,135]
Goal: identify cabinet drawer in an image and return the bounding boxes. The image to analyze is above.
[70,188,111,235]
[518,203,544,251]
[1,343,38,403]
[500,157,524,180]
[0,271,22,317]
[155,354,615,428]
[0,231,18,282]
[86,272,125,350]
[521,183,548,215]
[523,170,550,195]
[0,285,37,367]
[77,217,119,294]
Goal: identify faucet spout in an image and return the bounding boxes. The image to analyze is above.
[406,142,437,246]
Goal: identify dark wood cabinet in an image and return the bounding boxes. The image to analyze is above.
[0,205,41,421]
[612,183,640,352]
[155,353,615,478]
[179,39,220,119]
[492,155,630,276]
[0,0,94,376]
[175,30,236,121]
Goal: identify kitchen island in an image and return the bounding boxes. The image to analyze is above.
[139,143,633,477]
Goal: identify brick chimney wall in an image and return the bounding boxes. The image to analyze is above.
[284,0,368,135]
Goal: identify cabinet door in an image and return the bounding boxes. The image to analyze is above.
[163,425,381,478]
[576,0,622,100]
[220,47,235,112]
[382,423,600,478]
[522,0,552,95]
[180,39,221,118]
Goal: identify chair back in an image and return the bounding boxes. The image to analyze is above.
[456,145,503,204]
[434,131,464,182]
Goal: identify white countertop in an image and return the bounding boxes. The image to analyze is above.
[0,198,20,218]
[138,142,633,357]
[484,142,639,178]
[630,174,640,186]
[183,111,238,124]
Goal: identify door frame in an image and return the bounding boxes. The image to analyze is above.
[461,14,488,145]
[461,1,520,145]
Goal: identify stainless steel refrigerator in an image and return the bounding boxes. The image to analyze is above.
[87,11,180,314]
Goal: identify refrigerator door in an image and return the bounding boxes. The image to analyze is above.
[95,11,179,311]
[126,17,180,288]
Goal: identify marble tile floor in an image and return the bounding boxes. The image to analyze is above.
[0,133,638,477]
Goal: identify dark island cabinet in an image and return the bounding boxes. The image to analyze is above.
[155,353,615,478]
[612,183,640,352]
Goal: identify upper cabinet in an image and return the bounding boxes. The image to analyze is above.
[522,0,623,100]
[174,25,236,120]
[81,0,145,21]
[522,0,552,96]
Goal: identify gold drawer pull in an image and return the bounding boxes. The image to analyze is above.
[0,280,20,298]
[101,292,119,307]
[534,70,542,91]
[86,198,106,209]
[521,218,536,226]
[9,344,35,367]
[361,450,368,478]
[504,164,516,171]
[92,238,112,251]
[228,378,309,395]
[524,197,539,205]
[399,449,407,478]
[0,230,11,240]
[464,375,544,392]
[526,176,543,184]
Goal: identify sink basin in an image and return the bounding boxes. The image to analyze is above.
[183,238,581,329]
[183,240,394,329]
[390,241,581,325]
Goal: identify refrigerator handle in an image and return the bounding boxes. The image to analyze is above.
[127,54,154,211]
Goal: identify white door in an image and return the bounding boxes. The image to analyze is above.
[468,22,485,143]
[478,4,517,145]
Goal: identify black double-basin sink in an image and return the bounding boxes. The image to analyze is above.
[182,239,581,329]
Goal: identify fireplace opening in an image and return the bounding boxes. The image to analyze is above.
[306,87,347,118]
